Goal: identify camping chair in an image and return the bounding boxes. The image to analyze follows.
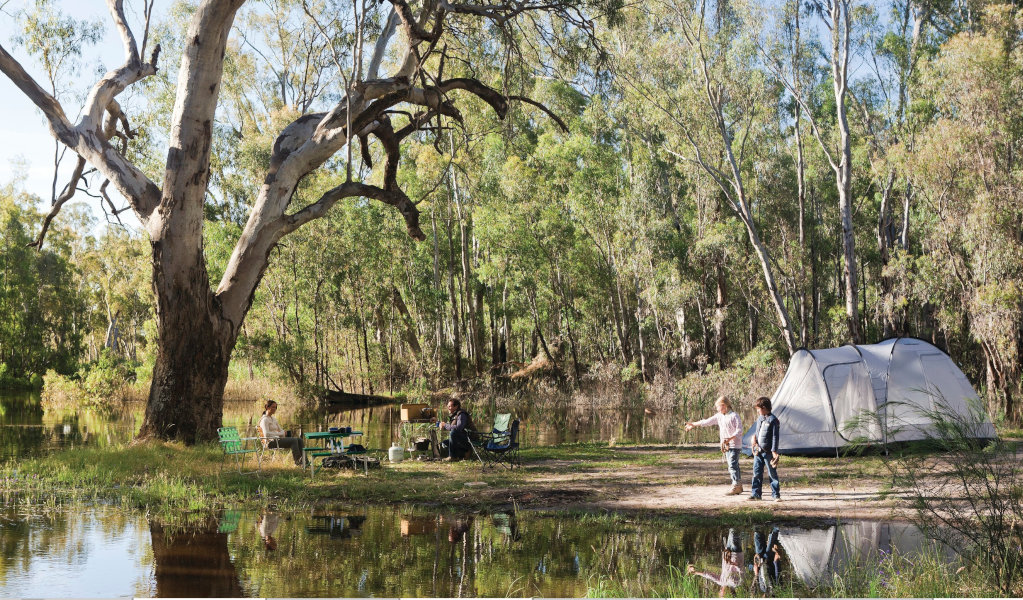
[469,414,521,469]
[217,426,262,475]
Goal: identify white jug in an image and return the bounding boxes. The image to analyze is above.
[388,444,404,462]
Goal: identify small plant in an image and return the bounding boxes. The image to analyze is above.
[884,396,1023,595]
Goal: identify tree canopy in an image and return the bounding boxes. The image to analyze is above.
[2,0,1021,430]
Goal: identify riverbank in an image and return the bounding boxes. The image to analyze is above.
[0,440,939,520]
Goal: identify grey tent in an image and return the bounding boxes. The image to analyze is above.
[779,521,947,588]
[742,338,996,455]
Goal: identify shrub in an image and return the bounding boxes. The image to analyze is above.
[884,397,1023,595]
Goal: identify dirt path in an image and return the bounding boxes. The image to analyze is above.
[481,446,908,520]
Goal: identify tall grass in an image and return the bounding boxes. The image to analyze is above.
[586,563,702,598]
[584,543,994,598]
[806,544,990,598]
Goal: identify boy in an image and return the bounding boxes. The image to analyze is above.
[685,395,744,495]
[749,396,781,502]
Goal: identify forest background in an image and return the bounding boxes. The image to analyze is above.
[1,0,1021,429]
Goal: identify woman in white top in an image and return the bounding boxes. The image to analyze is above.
[685,395,744,495]
[258,400,304,466]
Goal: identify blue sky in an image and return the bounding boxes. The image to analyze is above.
[0,0,151,229]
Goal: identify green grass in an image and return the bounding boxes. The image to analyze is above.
[0,438,889,515]
[998,426,1023,439]
[586,563,702,598]
[0,442,534,514]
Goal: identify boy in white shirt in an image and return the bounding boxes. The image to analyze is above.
[685,395,744,495]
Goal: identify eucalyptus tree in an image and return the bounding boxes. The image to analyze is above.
[895,5,1023,421]
[766,0,867,343]
[0,190,84,382]
[614,0,798,355]
[0,0,609,442]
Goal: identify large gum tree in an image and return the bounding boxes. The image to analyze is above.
[0,0,601,442]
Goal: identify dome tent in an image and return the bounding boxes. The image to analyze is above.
[741,338,996,456]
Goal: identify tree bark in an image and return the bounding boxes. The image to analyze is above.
[3,0,581,443]
[829,0,862,344]
[714,261,728,366]
[451,168,483,376]
[446,198,462,380]
[392,284,423,364]
[138,252,236,443]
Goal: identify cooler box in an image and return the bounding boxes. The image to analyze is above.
[401,517,437,536]
[400,403,430,421]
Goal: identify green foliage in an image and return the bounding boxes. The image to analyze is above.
[676,346,787,428]
[42,351,142,411]
[4,0,1023,433]
[0,192,85,385]
[885,397,1023,595]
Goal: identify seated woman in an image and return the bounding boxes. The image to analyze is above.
[257,400,304,467]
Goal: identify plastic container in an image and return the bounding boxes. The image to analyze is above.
[388,444,404,463]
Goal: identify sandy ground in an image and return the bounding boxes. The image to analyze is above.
[486,446,908,520]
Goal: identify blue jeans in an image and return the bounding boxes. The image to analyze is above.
[751,452,780,498]
[725,449,741,486]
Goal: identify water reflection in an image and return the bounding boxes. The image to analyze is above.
[753,526,782,595]
[686,521,952,597]
[689,528,744,596]
[0,503,957,598]
[778,521,943,588]
[150,517,244,597]
[1,391,686,461]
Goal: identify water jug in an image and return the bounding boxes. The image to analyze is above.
[388,444,404,463]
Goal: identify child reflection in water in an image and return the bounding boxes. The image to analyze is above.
[256,512,280,551]
[753,527,782,596]
[687,528,744,597]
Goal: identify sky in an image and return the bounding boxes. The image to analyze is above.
[0,0,152,231]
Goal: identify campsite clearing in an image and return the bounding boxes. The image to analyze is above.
[8,439,1007,521]
[479,445,902,520]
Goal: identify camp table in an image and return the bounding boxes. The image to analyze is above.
[303,430,363,475]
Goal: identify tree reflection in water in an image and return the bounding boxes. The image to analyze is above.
[150,516,243,597]
[0,504,958,598]
[1,392,687,461]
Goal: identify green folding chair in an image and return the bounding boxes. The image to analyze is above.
[218,426,263,475]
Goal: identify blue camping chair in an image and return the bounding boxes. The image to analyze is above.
[469,413,520,469]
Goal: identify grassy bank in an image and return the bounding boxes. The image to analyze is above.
[0,440,884,516]
[1,441,530,512]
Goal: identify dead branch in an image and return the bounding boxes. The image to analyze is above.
[29,155,87,250]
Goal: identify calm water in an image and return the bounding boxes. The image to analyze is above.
[0,392,684,461]
[0,503,952,597]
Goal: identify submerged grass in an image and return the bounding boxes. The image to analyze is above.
[584,541,996,598]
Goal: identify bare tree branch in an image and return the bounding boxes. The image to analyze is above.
[0,44,78,146]
[28,155,87,250]
[508,94,568,132]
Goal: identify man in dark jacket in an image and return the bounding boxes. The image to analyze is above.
[437,399,474,461]
[749,396,781,501]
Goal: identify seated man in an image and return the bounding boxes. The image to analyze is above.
[434,399,474,461]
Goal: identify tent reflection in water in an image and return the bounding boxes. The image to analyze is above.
[780,521,951,588]
[742,338,996,456]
